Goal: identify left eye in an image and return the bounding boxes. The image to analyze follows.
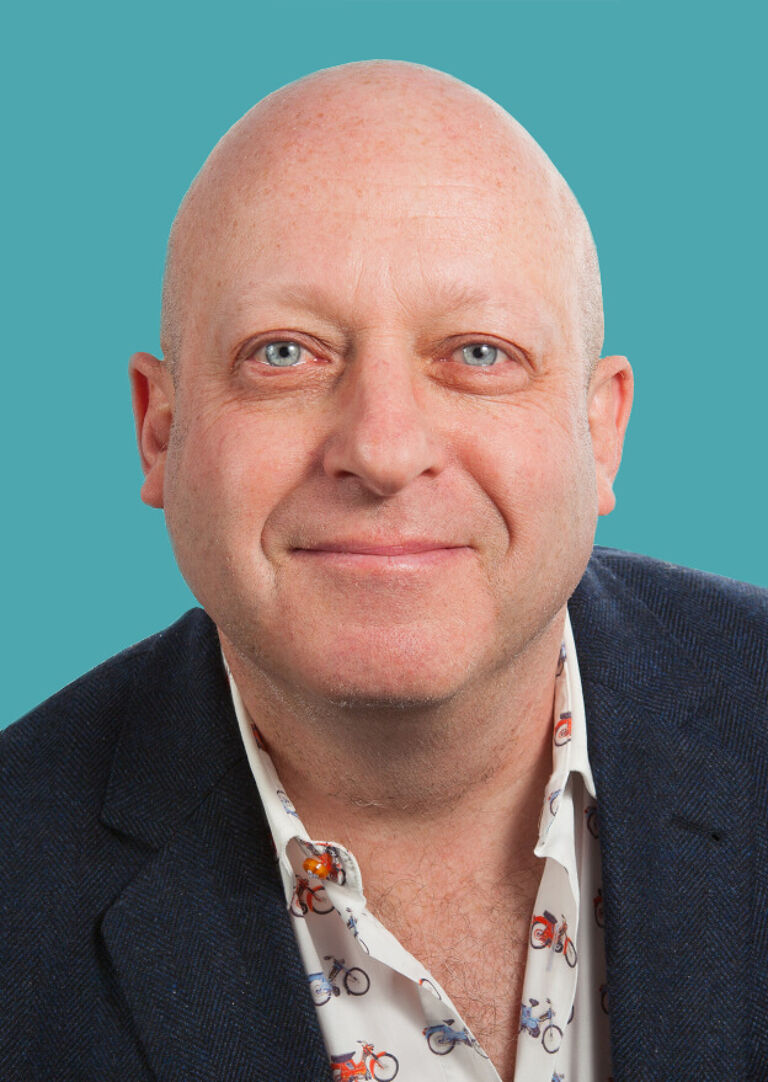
[261,340,305,367]
[458,343,500,367]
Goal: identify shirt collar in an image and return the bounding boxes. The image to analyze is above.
[562,608,597,800]
[224,660,364,896]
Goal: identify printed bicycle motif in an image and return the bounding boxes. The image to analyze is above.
[520,997,563,1054]
[330,1041,399,1081]
[343,906,369,953]
[276,788,298,817]
[530,910,577,967]
[308,956,371,1005]
[290,876,334,917]
[423,1019,489,1058]
[554,712,572,746]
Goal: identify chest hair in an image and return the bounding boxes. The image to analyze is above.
[367,864,540,1080]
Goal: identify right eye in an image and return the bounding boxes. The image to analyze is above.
[259,340,306,367]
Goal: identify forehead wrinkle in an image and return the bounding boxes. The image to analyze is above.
[216,277,494,340]
[215,272,559,365]
[162,61,603,373]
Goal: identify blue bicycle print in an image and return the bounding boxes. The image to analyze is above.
[520,997,563,1054]
[308,956,370,1005]
[422,1019,489,1058]
[343,906,369,954]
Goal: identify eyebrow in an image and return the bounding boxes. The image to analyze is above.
[219,274,558,357]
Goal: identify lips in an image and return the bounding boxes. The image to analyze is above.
[290,539,472,572]
[297,540,465,556]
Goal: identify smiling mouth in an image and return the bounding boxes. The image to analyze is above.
[291,540,472,568]
[296,541,465,556]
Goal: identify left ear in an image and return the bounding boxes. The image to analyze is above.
[587,355,634,516]
[129,351,175,509]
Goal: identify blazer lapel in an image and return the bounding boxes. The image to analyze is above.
[98,610,331,1081]
[571,559,754,1080]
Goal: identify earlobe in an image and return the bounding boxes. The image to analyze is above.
[588,355,634,517]
[129,352,174,509]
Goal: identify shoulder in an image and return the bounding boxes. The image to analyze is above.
[572,547,768,702]
[0,608,216,820]
[581,546,768,631]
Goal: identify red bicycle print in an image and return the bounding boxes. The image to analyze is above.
[308,956,370,1005]
[554,712,572,746]
[585,804,599,838]
[519,997,563,1054]
[290,876,334,917]
[530,910,577,968]
[330,1041,399,1081]
[593,886,604,927]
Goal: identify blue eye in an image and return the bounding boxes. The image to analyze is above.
[263,341,304,367]
[460,343,499,367]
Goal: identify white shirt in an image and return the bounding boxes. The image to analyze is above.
[226,611,612,1081]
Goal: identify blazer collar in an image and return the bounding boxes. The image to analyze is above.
[98,609,331,1080]
[100,609,244,849]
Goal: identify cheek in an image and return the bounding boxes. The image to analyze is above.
[164,406,314,556]
[462,402,598,548]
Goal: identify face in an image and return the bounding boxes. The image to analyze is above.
[132,130,631,709]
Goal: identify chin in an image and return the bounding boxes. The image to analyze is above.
[300,649,471,713]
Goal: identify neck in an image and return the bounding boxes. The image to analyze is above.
[221,610,564,864]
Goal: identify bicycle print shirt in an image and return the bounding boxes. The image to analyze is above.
[227,611,612,1082]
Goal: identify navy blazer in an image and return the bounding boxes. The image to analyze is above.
[2,549,767,1081]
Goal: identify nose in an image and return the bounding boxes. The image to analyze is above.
[321,347,446,497]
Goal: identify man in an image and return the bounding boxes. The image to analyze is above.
[1,61,766,1082]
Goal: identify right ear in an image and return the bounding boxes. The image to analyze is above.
[129,352,175,509]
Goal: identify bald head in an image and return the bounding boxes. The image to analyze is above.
[160,60,603,377]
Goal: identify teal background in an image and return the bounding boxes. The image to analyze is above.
[3,0,765,725]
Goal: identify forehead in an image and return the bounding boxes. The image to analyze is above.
[180,120,580,357]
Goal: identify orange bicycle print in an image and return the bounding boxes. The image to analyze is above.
[290,876,334,917]
[330,1041,399,1080]
[530,910,577,967]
